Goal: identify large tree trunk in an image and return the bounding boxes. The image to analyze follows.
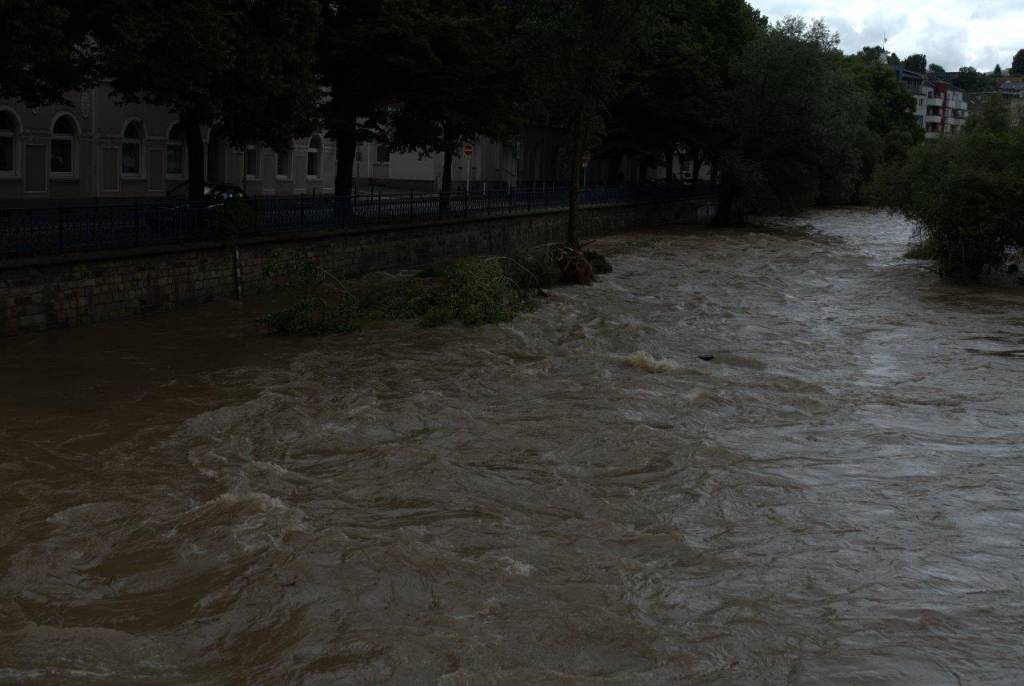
[713,178,736,227]
[664,144,676,181]
[181,115,205,201]
[333,115,357,199]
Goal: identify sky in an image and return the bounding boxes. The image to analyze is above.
[750,0,1024,72]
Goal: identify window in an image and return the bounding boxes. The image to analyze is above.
[276,148,291,178]
[51,115,76,175]
[244,145,260,178]
[167,124,185,176]
[122,121,144,175]
[306,135,322,177]
[0,111,16,173]
[375,144,390,164]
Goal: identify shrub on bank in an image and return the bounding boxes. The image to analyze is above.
[873,97,1024,279]
[260,246,613,335]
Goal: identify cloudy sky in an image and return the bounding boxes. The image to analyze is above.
[750,0,1024,71]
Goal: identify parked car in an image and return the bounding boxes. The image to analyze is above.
[166,181,248,201]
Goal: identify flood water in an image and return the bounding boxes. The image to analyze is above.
[2,209,1023,685]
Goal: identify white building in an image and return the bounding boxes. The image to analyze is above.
[0,88,337,202]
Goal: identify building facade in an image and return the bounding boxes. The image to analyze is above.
[0,88,337,203]
[893,67,968,139]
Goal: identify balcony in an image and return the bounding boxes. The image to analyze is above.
[924,115,943,124]
[927,97,945,107]
[924,131,941,140]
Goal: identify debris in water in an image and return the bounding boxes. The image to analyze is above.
[698,354,715,361]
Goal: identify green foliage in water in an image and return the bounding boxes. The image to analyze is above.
[259,252,566,334]
[501,247,562,290]
[358,278,434,320]
[873,97,1024,279]
[260,252,359,335]
[422,258,530,327]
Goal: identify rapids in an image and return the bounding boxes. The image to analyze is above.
[1,209,1023,684]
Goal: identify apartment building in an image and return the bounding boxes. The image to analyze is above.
[0,88,337,202]
[893,67,968,139]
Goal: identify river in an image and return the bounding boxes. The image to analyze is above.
[1,209,1022,684]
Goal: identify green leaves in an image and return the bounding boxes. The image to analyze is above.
[873,99,1024,279]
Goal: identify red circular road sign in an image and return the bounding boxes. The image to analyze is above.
[463,143,474,156]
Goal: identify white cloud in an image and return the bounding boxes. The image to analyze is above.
[750,0,1024,70]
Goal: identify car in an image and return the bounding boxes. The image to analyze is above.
[166,181,248,201]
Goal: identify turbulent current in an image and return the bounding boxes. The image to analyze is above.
[2,209,1023,684]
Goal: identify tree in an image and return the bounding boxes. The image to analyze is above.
[886,53,901,66]
[387,0,522,202]
[844,52,922,200]
[993,64,1003,76]
[1012,49,1024,75]
[516,0,660,244]
[0,0,95,106]
[902,54,927,72]
[928,63,945,74]
[608,0,763,184]
[857,46,886,65]
[713,18,869,224]
[951,66,994,93]
[874,97,1024,278]
[316,0,430,199]
[96,0,322,199]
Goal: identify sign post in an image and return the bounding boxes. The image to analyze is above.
[463,143,474,192]
[581,152,591,190]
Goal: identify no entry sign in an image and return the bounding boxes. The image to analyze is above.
[463,143,474,157]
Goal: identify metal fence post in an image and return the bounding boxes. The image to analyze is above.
[300,195,305,231]
[409,191,414,222]
[57,207,64,254]
[133,199,140,247]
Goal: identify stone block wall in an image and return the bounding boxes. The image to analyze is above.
[0,197,714,336]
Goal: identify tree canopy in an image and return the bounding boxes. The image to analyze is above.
[902,54,928,72]
[1012,49,1024,75]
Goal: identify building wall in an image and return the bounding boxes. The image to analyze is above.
[0,196,716,336]
[0,89,337,202]
[353,136,518,193]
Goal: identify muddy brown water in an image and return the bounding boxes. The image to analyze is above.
[1,209,1023,685]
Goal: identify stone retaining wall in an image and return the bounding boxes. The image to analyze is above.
[0,197,714,336]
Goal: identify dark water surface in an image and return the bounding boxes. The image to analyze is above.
[2,210,1023,684]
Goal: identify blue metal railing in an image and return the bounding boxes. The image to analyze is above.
[0,183,717,259]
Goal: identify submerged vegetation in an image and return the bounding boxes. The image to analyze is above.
[261,245,612,335]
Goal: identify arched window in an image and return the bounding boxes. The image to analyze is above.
[122,120,144,176]
[306,135,322,178]
[51,114,77,175]
[275,147,291,178]
[166,123,185,177]
[0,110,17,174]
[244,144,261,179]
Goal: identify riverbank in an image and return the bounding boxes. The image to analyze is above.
[0,195,716,337]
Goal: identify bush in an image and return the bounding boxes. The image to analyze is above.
[873,97,1024,279]
[358,277,435,320]
[501,246,562,289]
[262,295,359,335]
[422,258,530,327]
[260,252,358,335]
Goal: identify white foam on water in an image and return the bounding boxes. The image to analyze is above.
[623,351,680,373]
